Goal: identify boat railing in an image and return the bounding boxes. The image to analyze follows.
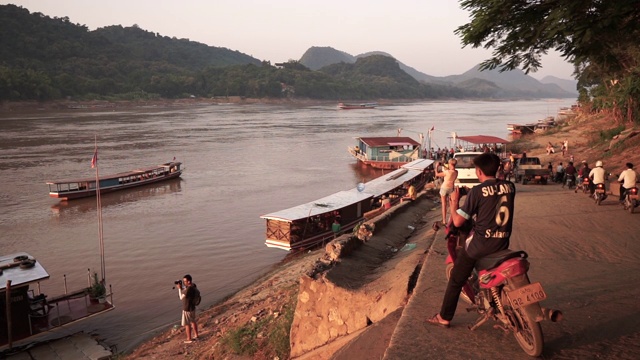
[2,273,115,348]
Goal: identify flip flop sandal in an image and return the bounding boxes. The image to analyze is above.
[426,314,450,328]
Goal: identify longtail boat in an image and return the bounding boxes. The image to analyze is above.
[46,161,182,200]
[261,159,434,251]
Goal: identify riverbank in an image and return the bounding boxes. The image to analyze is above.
[124,187,443,359]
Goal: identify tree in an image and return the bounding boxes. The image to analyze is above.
[455,0,640,122]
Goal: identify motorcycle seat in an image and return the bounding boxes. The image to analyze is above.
[475,249,528,271]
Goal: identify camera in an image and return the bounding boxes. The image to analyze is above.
[174,280,183,286]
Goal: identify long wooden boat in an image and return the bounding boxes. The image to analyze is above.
[46,161,182,200]
[1,252,114,350]
[348,136,421,170]
[261,159,434,251]
[338,102,377,110]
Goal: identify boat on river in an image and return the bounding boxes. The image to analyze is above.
[338,102,377,110]
[348,136,421,170]
[261,159,434,251]
[0,252,114,350]
[46,161,183,200]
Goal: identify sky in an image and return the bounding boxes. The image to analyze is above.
[4,0,575,80]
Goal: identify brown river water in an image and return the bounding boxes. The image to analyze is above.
[0,99,573,352]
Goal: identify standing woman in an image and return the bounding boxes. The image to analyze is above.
[435,159,459,224]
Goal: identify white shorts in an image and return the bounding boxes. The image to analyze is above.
[182,310,196,326]
[440,187,454,197]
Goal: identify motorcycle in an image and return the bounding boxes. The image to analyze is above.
[563,174,575,189]
[593,183,607,205]
[443,202,562,357]
[575,177,590,194]
[623,186,639,213]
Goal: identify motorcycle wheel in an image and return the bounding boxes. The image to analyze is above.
[445,263,473,305]
[505,281,544,356]
[595,195,601,205]
[510,302,544,356]
[629,199,635,214]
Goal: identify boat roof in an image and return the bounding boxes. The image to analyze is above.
[456,135,510,145]
[0,252,50,291]
[46,162,182,184]
[261,190,374,222]
[260,159,434,222]
[357,137,420,147]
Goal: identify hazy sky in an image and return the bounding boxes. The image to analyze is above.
[5,0,575,80]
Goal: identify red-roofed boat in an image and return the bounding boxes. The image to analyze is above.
[348,136,421,169]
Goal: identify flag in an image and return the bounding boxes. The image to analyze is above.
[91,149,98,168]
[173,156,176,161]
[430,126,434,131]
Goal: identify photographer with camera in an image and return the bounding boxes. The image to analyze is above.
[176,274,199,343]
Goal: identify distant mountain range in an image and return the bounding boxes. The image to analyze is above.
[299,46,577,98]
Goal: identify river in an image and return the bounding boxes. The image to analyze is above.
[0,99,574,352]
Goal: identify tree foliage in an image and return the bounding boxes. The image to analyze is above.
[455,0,640,122]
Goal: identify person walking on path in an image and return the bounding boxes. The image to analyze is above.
[427,153,516,327]
[434,159,458,224]
[178,274,199,343]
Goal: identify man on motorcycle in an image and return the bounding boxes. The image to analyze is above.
[563,161,577,188]
[427,153,516,328]
[576,161,591,193]
[618,162,639,203]
[589,160,607,198]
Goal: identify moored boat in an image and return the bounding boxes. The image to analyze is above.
[261,159,434,251]
[348,136,421,170]
[0,252,114,350]
[338,102,377,110]
[46,161,182,200]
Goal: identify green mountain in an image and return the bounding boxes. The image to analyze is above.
[299,46,356,71]
[539,75,578,95]
[299,46,575,99]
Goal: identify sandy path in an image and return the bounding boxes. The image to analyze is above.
[383,182,640,359]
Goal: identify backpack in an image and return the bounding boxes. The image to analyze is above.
[193,286,201,306]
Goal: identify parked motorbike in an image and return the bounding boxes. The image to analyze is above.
[623,186,639,213]
[443,210,562,356]
[593,183,607,205]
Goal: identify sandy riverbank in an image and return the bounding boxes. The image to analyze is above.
[124,109,638,359]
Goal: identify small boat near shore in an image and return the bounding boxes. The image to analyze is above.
[46,161,182,200]
[261,159,434,251]
[0,252,114,350]
[338,102,377,110]
[348,136,421,170]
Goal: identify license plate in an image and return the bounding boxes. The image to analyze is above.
[534,176,541,180]
[596,189,605,193]
[507,282,547,309]
[629,195,639,200]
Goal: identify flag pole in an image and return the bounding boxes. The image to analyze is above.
[93,136,106,284]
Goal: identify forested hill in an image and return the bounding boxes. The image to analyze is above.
[0,4,571,102]
[0,4,260,101]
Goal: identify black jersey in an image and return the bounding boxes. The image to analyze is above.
[458,178,516,259]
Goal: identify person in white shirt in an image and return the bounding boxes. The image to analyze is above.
[589,160,607,198]
[618,162,639,203]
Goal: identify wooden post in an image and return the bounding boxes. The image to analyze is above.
[6,280,12,349]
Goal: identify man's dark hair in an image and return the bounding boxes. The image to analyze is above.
[473,153,501,177]
[627,162,634,169]
[183,274,192,282]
